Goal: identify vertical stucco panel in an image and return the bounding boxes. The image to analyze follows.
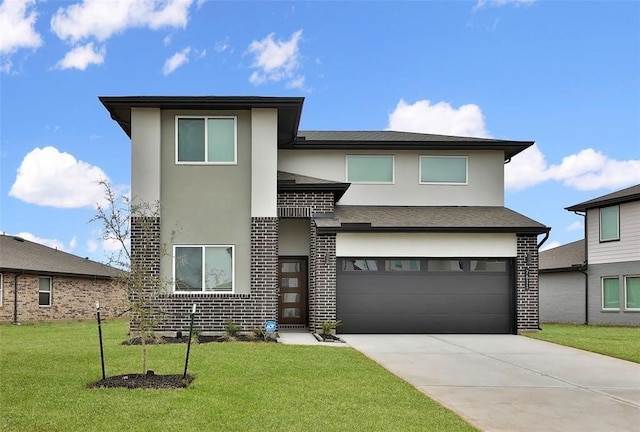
[131,108,161,205]
[251,108,278,217]
[159,109,252,294]
[278,149,504,206]
[539,272,586,323]
[278,219,310,256]
[587,202,640,264]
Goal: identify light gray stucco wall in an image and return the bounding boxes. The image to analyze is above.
[587,261,640,326]
[278,219,310,256]
[539,271,586,324]
[159,109,252,294]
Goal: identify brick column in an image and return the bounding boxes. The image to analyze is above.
[312,233,337,331]
[516,234,540,332]
[250,217,279,324]
[130,216,161,332]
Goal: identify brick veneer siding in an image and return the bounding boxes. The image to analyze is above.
[516,234,540,331]
[0,272,127,323]
[312,232,337,330]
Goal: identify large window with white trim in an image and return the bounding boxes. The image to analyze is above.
[420,156,468,184]
[625,276,640,310]
[602,277,620,310]
[346,155,394,183]
[176,116,237,164]
[39,276,52,307]
[174,245,234,292]
[599,205,619,242]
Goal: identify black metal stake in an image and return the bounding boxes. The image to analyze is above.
[96,301,106,380]
[183,304,196,380]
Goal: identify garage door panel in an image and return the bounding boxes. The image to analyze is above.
[338,313,511,334]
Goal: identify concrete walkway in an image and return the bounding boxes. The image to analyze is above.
[340,334,640,432]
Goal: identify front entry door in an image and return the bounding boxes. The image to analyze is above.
[278,258,307,325]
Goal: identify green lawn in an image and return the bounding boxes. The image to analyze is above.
[0,320,476,432]
[526,324,640,363]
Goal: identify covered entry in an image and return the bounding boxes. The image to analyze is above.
[336,258,514,334]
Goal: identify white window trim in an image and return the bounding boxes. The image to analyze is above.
[624,275,640,311]
[599,205,620,242]
[345,155,395,184]
[601,276,620,311]
[173,245,236,294]
[175,116,238,165]
[39,276,52,307]
[419,155,469,185]
[0,273,3,307]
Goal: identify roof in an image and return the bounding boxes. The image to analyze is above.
[314,206,550,234]
[0,234,118,278]
[539,239,585,272]
[277,171,350,201]
[99,96,305,146]
[566,184,640,212]
[294,131,533,160]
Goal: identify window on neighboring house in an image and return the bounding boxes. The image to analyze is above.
[39,276,52,307]
[420,156,468,184]
[174,245,234,292]
[625,276,640,310]
[599,205,619,242]
[176,117,236,164]
[602,277,620,310]
[346,155,394,183]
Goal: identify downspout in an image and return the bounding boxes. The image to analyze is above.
[13,272,23,325]
[573,211,588,325]
[536,231,550,330]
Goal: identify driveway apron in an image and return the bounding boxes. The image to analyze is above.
[340,334,640,432]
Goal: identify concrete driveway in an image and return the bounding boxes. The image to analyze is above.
[340,334,640,432]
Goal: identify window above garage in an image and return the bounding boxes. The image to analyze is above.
[420,155,468,185]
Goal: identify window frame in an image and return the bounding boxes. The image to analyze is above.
[39,276,52,307]
[419,155,468,185]
[173,245,235,294]
[599,205,620,242]
[0,273,3,307]
[624,275,640,311]
[175,116,238,165]
[601,276,620,310]
[345,155,395,184]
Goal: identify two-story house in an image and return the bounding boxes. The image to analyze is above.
[100,96,549,335]
[540,185,640,325]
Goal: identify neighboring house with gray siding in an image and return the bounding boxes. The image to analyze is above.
[0,234,127,323]
[540,184,640,326]
[100,95,550,335]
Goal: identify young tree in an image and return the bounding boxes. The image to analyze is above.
[91,180,173,373]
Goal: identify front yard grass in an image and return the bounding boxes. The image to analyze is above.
[526,323,640,363]
[0,320,476,432]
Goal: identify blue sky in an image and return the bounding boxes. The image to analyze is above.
[1,0,639,263]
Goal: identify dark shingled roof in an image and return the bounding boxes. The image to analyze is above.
[314,206,549,234]
[277,171,350,201]
[539,240,585,272]
[294,131,533,160]
[0,234,118,278]
[566,184,640,212]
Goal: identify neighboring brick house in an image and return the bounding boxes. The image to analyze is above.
[0,234,126,323]
[100,96,550,335]
[540,184,640,325]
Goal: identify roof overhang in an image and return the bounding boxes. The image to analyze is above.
[316,225,550,235]
[99,96,305,146]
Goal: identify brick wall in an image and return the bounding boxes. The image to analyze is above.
[312,232,337,330]
[516,234,540,331]
[0,272,127,323]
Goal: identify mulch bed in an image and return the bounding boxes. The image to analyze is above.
[123,335,277,345]
[313,333,345,343]
[88,372,194,389]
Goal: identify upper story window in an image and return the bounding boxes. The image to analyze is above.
[39,276,52,307]
[599,205,619,242]
[174,245,234,293]
[176,116,237,164]
[420,156,468,184]
[346,155,394,183]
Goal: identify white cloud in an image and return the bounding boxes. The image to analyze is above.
[539,240,560,252]
[247,29,304,88]
[214,39,230,53]
[473,0,535,11]
[14,231,71,252]
[9,146,109,208]
[50,0,193,43]
[55,42,105,70]
[0,0,42,54]
[567,221,583,232]
[162,47,190,75]
[505,144,640,191]
[387,99,491,138]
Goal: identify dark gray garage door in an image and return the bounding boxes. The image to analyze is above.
[337,258,514,334]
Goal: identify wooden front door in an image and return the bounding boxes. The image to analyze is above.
[278,257,307,325]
